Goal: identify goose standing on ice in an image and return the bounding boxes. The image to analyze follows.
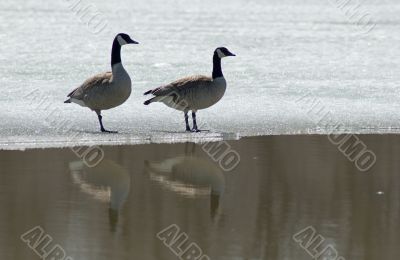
[143,47,235,132]
[64,33,139,133]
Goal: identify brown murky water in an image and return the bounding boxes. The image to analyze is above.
[0,135,399,260]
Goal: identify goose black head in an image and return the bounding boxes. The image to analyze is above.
[116,33,139,46]
[215,47,235,59]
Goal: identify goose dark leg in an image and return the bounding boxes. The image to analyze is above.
[192,111,200,132]
[184,111,191,132]
[95,110,117,133]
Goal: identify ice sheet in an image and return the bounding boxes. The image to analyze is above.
[1,0,400,150]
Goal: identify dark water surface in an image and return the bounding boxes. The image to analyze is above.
[0,135,399,260]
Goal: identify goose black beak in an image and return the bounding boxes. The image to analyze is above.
[129,39,139,44]
[226,50,236,56]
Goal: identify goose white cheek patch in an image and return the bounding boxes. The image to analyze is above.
[216,49,226,58]
[117,35,128,45]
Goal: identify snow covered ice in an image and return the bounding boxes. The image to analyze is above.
[1,0,400,149]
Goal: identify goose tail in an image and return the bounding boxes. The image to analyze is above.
[144,96,166,105]
[144,97,156,105]
[64,99,71,103]
[143,90,152,95]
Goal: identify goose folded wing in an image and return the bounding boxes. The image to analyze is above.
[67,72,113,100]
[151,75,212,97]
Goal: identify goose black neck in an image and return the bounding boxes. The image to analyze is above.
[111,38,122,67]
[212,53,223,79]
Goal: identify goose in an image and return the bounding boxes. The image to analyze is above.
[64,33,139,133]
[143,47,235,132]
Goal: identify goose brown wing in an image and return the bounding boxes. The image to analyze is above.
[67,72,113,100]
[150,75,212,97]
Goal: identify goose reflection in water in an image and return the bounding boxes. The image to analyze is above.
[69,159,130,232]
[144,143,225,219]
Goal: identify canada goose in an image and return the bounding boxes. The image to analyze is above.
[143,47,235,132]
[64,33,139,133]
